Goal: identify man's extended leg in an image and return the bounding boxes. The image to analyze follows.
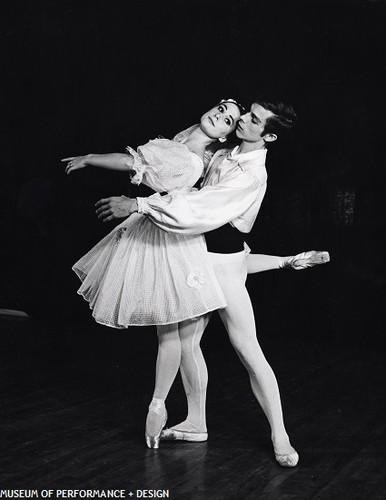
[246,251,330,273]
[210,251,298,466]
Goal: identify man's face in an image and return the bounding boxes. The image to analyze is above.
[235,103,275,143]
[200,102,241,139]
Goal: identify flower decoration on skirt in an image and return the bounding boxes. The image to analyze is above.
[186,269,206,290]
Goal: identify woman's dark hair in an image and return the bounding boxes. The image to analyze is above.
[254,97,297,136]
[217,98,246,115]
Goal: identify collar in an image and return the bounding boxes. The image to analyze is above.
[227,145,267,171]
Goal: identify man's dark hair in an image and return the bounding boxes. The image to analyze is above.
[254,97,297,136]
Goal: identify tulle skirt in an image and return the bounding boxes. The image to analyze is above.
[73,214,227,327]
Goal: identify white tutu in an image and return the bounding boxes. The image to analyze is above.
[72,134,228,327]
[73,213,227,327]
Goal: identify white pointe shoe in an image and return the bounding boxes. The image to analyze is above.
[145,400,167,449]
[275,451,299,467]
[161,427,208,442]
[280,250,330,270]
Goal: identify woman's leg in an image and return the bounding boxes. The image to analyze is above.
[145,323,182,447]
[152,323,182,400]
[160,315,210,441]
[176,315,210,432]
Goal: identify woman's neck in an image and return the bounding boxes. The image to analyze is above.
[183,126,215,159]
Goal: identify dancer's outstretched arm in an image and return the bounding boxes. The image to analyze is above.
[62,153,133,174]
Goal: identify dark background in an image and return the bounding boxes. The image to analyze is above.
[0,0,385,492]
[1,0,385,321]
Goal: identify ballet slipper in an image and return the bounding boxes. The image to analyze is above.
[145,399,167,449]
[280,250,330,270]
[160,426,208,442]
[274,451,299,467]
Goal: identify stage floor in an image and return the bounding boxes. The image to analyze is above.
[1,266,385,499]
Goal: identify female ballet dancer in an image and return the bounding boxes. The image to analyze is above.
[63,98,328,466]
[63,100,243,327]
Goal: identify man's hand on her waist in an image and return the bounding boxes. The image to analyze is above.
[95,196,137,222]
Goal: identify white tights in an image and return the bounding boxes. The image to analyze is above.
[176,315,210,432]
[212,252,294,454]
[151,252,294,454]
[153,323,181,400]
[153,316,210,431]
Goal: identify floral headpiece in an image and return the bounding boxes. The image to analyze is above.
[218,98,246,114]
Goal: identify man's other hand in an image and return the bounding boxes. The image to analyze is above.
[95,196,137,222]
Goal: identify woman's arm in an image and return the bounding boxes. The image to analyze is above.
[62,153,133,174]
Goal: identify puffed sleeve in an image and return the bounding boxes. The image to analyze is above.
[136,171,262,235]
[125,146,144,185]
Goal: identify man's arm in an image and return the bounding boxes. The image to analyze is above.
[136,173,264,234]
[95,196,138,222]
[95,170,266,231]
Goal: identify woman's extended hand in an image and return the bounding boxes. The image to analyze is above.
[62,155,89,174]
[95,196,138,222]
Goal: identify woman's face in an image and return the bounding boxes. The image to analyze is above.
[200,102,241,139]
